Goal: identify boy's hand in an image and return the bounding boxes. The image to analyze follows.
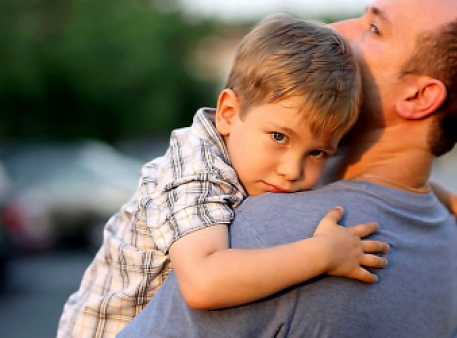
[313,206,389,284]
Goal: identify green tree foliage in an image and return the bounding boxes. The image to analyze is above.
[0,0,218,142]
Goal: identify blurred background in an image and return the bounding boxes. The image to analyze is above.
[0,0,455,337]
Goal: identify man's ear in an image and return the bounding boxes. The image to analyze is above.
[215,89,240,136]
[396,77,447,120]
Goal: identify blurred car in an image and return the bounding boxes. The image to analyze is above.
[0,139,144,253]
[0,161,12,291]
[0,224,10,292]
[116,136,169,163]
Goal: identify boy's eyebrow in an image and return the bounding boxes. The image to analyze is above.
[268,122,296,136]
[281,126,296,135]
[324,143,338,154]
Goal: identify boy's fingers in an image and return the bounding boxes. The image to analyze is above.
[362,240,390,254]
[361,254,388,269]
[322,206,344,223]
[348,222,379,238]
[352,268,379,284]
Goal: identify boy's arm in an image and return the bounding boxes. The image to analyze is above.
[169,207,389,310]
[430,181,457,216]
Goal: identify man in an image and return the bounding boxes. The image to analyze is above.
[118,0,457,336]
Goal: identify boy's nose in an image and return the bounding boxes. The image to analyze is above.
[277,160,304,182]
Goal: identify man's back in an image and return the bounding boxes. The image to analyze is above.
[119,180,457,338]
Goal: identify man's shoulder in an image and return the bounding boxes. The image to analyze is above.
[238,182,350,216]
[231,182,355,247]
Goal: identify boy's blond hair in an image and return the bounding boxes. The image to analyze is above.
[225,13,361,141]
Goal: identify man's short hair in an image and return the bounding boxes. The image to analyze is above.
[401,19,457,156]
[225,13,361,142]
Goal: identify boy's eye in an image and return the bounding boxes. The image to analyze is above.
[309,150,327,158]
[370,23,380,35]
[270,132,288,145]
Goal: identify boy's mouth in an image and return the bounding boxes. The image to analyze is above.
[261,181,292,193]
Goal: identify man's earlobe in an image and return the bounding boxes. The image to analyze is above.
[397,78,447,120]
[215,89,240,136]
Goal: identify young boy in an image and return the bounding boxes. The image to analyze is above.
[58,14,389,338]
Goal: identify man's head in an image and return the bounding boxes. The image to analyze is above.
[330,0,457,156]
[214,14,361,196]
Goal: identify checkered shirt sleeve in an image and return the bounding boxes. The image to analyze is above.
[57,108,246,338]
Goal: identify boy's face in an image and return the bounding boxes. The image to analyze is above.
[216,93,340,196]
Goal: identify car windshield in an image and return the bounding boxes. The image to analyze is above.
[1,141,142,191]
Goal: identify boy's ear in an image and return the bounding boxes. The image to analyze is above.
[215,89,240,136]
[396,77,447,120]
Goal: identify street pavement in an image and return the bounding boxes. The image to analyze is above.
[0,249,93,338]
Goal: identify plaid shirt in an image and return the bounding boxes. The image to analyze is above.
[57,108,246,338]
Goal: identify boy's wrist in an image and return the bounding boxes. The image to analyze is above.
[303,236,332,275]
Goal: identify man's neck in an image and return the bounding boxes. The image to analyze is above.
[324,125,434,191]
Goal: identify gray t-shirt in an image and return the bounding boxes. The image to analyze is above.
[118,180,457,338]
